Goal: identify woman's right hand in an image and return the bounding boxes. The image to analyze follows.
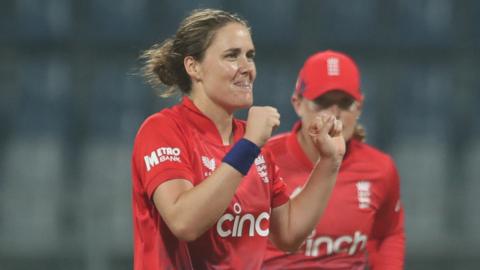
[244,106,280,147]
[308,113,346,161]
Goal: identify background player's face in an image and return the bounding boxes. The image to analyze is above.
[294,90,362,141]
[193,22,256,112]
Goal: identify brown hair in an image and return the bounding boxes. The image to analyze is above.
[141,9,249,97]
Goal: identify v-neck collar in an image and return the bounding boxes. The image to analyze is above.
[180,96,245,147]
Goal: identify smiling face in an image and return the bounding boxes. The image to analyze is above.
[187,22,256,113]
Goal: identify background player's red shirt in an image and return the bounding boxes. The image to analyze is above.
[263,122,405,270]
[131,97,289,270]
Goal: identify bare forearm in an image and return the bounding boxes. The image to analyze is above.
[274,156,340,250]
[156,164,243,241]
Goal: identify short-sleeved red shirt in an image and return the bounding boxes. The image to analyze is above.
[131,97,289,269]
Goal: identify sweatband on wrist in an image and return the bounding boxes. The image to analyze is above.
[223,138,261,175]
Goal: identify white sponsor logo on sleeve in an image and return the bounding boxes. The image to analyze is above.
[144,147,181,171]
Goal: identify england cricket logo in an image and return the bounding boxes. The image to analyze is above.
[356,180,371,209]
[327,57,340,76]
[202,156,216,177]
[255,155,269,183]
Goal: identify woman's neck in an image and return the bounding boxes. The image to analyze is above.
[191,95,234,145]
[297,126,320,163]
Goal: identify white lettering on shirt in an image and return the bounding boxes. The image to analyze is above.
[304,230,367,256]
[216,203,270,238]
[144,147,181,171]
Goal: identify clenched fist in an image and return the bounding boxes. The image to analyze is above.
[244,106,280,147]
[308,113,346,160]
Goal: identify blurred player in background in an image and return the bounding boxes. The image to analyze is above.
[263,50,405,269]
[131,9,346,269]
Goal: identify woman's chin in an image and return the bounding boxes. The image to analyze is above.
[226,99,253,112]
[239,98,253,108]
[232,94,253,107]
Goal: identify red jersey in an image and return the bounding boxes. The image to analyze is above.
[131,97,289,270]
[263,122,405,270]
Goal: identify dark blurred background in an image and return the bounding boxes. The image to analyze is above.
[1,0,479,269]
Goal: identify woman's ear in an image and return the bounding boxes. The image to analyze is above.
[291,94,303,117]
[184,56,201,82]
[355,100,364,119]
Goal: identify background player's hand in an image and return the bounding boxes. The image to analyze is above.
[244,106,280,147]
[308,113,346,160]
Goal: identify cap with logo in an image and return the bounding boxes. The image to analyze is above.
[294,50,363,101]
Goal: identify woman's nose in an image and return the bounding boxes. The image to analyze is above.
[327,105,341,118]
[238,56,254,73]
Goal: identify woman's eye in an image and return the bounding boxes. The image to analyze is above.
[339,99,352,108]
[314,99,329,108]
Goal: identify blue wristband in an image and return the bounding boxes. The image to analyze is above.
[223,138,261,175]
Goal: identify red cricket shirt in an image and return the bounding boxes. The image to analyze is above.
[263,122,405,270]
[132,97,289,269]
